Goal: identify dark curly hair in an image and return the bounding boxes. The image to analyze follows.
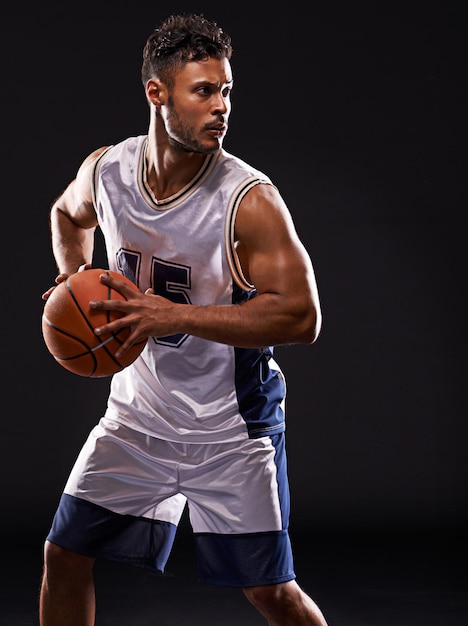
[141,14,233,88]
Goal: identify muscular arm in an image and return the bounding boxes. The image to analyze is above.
[94,183,322,350]
[48,147,107,277]
[174,183,321,346]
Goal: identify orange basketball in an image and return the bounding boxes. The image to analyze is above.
[42,268,147,378]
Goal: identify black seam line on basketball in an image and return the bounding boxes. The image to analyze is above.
[43,314,124,356]
[97,271,132,366]
[43,318,123,377]
[43,314,97,358]
[66,270,110,333]
[64,271,127,365]
[97,340,127,368]
[43,313,99,375]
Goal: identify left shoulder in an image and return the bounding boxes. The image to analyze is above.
[235,181,296,247]
[240,180,288,216]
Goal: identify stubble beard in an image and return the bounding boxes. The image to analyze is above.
[166,98,222,155]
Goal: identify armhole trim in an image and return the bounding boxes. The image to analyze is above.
[225,177,270,292]
[91,146,114,210]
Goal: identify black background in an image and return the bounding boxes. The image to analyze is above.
[2,1,466,622]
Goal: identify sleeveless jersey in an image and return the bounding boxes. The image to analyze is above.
[93,135,286,443]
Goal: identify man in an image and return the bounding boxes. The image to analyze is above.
[40,13,327,626]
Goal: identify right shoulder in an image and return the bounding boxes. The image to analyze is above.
[77,135,145,178]
[63,137,144,218]
[77,146,112,180]
[55,146,112,226]
[72,146,113,208]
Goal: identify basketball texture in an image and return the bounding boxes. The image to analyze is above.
[42,268,147,378]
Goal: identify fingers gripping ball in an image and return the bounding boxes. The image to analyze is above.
[42,268,147,378]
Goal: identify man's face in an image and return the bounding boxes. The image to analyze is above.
[163,57,233,154]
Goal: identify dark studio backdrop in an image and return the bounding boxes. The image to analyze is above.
[3,0,465,572]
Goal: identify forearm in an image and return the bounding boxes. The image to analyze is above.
[50,205,96,275]
[93,272,321,351]
[168,293,320,348]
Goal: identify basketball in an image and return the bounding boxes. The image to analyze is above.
[42,268,147,378]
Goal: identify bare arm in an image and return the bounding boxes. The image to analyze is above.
[93,183,322,351]
[170,183,321,346]
[43,147,108,297]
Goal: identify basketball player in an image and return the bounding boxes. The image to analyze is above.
[40,13,327,626]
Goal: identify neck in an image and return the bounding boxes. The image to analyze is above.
[144,126,207,200]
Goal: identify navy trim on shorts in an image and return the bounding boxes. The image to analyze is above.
[46,494,177,573]
[193,530,296,587]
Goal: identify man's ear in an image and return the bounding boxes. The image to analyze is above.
[146,79,167,106]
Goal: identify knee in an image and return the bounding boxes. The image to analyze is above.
[243,581,328,625]
[243,581,291,612]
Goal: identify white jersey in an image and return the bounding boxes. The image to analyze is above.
[93,135,286,443]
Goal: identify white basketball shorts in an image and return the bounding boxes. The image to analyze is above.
[46,417,296,587]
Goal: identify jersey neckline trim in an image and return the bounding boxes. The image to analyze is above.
[138,137,218,211]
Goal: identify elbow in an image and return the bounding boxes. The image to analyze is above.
[302,311,322,344]
[294,304,322,345]
[310,309,322,343]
